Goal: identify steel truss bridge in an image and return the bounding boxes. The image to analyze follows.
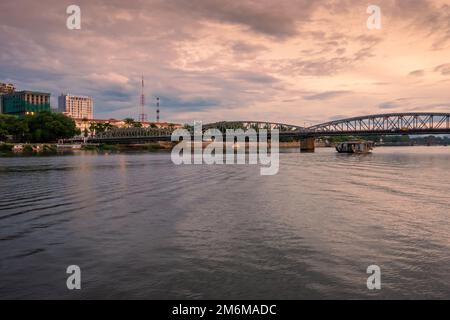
[306,113,450,136]
[88,113,450,144]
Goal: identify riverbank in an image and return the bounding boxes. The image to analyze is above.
[2,140,448,157]
[0,143,59,156]
[0,141,302,154]
[0,141,174,156]
[80,141,173,152]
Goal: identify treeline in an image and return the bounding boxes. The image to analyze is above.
[0,111,80,143]
[327,134,450,145]
[408,135,450,145]
[81,118,161,137]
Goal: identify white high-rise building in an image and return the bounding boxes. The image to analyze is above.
[58,94,93,119]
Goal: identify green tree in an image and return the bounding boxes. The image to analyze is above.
[0,114,29,141]
[103,122,115,131]
[94,123,106,134]
[124,118,135,128]
[25,111,79,142]
[0,115,11,141]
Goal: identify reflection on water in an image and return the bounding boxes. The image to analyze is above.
[0,147,449,299]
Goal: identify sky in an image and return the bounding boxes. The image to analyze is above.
[1,0,450,125]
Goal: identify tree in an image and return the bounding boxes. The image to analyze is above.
[25,111,80,142]
[89,122,97,136]
[124,118,135,128]
[103,122,115,132]
[81,117,89,136]
[93,123,106,134]
[0,115,12,141]
[0,114,29,141]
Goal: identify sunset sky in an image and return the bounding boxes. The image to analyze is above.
[1,0,450,125]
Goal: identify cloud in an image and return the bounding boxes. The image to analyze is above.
[232,71,279,84]
[378,101,399,109]
[87,73,130,85]
[303,90,352,100]
[164,0,320,38]
[409,70,425,77]
[434,63,450,75]
[230,41,268,59]
[156,95,220,111]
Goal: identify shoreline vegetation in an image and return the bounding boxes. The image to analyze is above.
[0,142,172,156]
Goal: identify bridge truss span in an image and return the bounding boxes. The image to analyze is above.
[307,113,450,135]
[90,127,176,143]
[203,121,306,133]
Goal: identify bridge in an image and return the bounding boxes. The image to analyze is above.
[306,113,450,136]
[87,112,450,151]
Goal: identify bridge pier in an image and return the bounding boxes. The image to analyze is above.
[300,137,315,152]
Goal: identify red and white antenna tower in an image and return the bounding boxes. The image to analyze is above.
[138,75,147,122]
[156,97,160,122]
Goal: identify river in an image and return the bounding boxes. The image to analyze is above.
[0,146,449,299]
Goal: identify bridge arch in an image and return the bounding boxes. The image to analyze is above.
[203,121,306,133]
[307,112,450,135]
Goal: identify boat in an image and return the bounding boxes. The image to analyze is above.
[335,140,374,154]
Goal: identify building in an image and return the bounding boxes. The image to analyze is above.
[2,90,50,115]
[0,82,16,114]
[58,94,94,120]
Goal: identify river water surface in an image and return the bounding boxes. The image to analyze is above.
[0,146,449,299]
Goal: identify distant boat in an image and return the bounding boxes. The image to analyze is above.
[336,140,373,154]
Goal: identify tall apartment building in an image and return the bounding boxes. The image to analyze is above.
[58,94,94,119]
[2,90,50,115]
[0,82,16,114]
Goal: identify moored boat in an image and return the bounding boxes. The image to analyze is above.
[336,140,373,154]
